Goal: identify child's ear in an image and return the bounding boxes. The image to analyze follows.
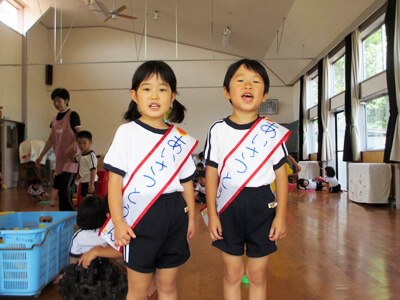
[170,92,176,104]
[261,92,269,103]
[223,87,231,101]
[130,90,138,103]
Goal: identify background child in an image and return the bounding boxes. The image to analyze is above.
[103,60,196,300]
[297,177,325,191]
[72,130,98,198]
[194,170,206,203]
[36,88,82,211]
[323,166,341,193]
[205,59,289,300]
[27,178,49,201]
[53,195,115,283]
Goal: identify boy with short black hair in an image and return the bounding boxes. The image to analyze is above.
[204,59,290,300]
[28,178,50,202]
[72,130,98,198]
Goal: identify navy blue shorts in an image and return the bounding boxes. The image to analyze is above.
[213,185,277,258]
[124,192,190,273]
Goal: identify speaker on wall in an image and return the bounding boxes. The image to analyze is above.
[45,64,53,85]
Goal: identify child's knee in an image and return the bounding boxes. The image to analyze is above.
[224,267,244,285]
[246,268,267,286]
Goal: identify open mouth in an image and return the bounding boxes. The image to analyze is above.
[242,93,254,102]
[149,103,160,109]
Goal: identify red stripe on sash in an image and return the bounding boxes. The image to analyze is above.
[100,125,176,237]
[218,117,263,186]
[218,130,291,214]
[130,140,199,229]
[122,125,174,195]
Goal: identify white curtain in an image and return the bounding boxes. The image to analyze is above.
[390,0,400,161]
[320,56,333,161]
[351,29,362,161]
[302,74,310,160]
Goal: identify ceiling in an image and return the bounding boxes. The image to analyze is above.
[33,0,387,85]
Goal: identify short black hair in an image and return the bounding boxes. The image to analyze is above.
[325,166,336,178]
[196,163,204,169]
[297,178,308,189]
[31,178,41,185]
[223,59,270,96]
[76,195,109,230]
[197,170,206,179]
[51,88,70,106]
[199,152,204,160]
[76,130,92,142]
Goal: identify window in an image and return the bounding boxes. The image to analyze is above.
[310,119,318,154]
[335,111,347,190]
[364,95,389,150]
[0,0,23,34]
[309,75,319,108]
[362,24,387,80]
[332,55,345,95]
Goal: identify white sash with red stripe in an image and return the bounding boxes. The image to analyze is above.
[100,125,198,251]
[216,117,291,214]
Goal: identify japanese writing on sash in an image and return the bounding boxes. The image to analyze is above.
[216,117,291,214]
[100,126,198,251]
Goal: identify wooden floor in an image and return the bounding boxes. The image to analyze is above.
[1,188,399,300]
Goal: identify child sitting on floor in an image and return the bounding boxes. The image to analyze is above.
[195,170,206,203]
[322,166,342,193]
[27,178,50,201]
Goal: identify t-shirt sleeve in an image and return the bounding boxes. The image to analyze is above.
[179,150,196,183]
[89,152,97,170]
[204,124,219,169]
[70,111,81,131]
[103,125,128,177]
[69,232,82,258]
[272,143,288,170]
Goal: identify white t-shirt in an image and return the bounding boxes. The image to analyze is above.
[69,229,107,258]
[195,182,206,194]
[306,179,317,190]
[204,117,287,187]
[75,150,98,183]
[325,176,339,188]
[103,120,196,193]
[28,185,45,196]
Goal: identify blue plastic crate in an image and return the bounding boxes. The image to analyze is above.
[0,211,77,296]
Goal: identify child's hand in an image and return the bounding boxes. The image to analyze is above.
[269,216,286,241]
[88,183,95,194]
[187,218,196,240]
[79,245,102,269]
[208,215,223,241]
[114,220,136,247]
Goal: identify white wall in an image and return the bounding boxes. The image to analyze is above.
[0,22,22,122]
[23,25,295,155]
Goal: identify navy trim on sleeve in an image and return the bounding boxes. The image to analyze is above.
[273,156,288,170]
[180,171,196,183]
[103,163,126,177]
[205,159,218,169]
[69,253,82,258]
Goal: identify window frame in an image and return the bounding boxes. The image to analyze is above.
[0,0,24,34]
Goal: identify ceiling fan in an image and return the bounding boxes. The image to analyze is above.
[90,0,138,22]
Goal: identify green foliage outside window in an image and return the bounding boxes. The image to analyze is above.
[363,25,387,79]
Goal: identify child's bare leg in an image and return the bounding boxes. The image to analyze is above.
[148,274,157,297]
[43,192,50,201]
[126,268,153,300]
[246,256,269,300]
[155,267,179,300]
[221,252,244,300]
[50,188,58,206]
[36,195,45,202]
